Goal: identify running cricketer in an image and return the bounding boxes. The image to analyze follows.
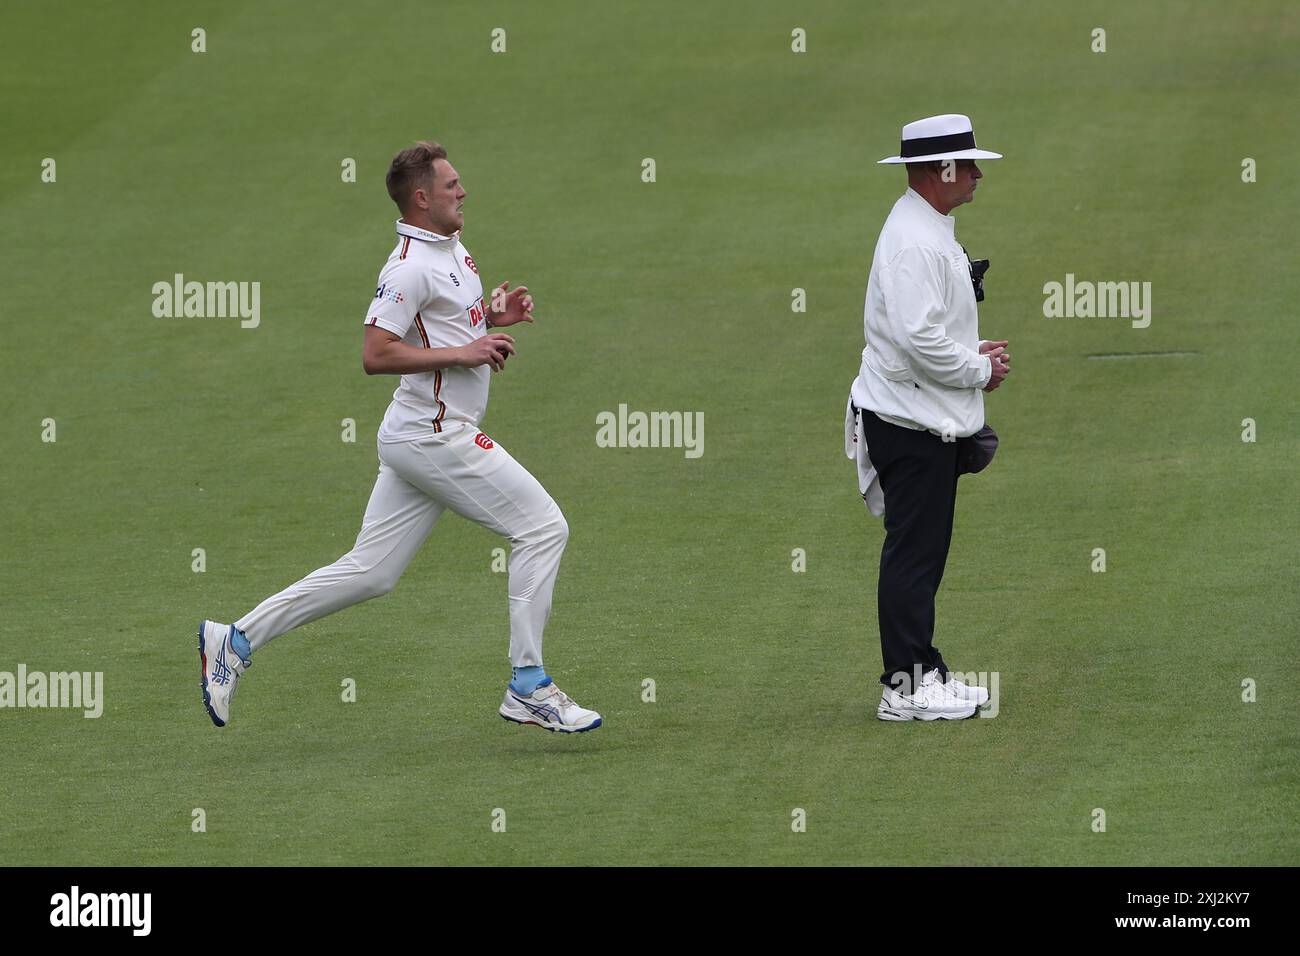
[198,141,601,733]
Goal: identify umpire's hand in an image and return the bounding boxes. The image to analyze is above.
[980,339,1011,391]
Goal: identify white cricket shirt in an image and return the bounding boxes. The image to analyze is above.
[850,188,992,437]
[364,220,491,442]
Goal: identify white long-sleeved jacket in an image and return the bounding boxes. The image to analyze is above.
[850,188,992,437]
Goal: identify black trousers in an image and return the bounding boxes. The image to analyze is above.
[861,409,961,694]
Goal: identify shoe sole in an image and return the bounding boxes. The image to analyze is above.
[499,711,603,734]
[197,620,226,728]
[877,706,977,721]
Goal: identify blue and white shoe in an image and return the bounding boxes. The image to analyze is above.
[499,681,602,733]
[198,620,251,728]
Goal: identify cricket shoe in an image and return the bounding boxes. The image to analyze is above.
[198,620,251,728]
[940,671,990,707]
[499,680,602,733]
[877,669,976,721]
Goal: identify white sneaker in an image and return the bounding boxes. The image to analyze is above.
[500,681,602,733]
[198,620,250,727]
[940,672,990,706]
[877,669,976,721]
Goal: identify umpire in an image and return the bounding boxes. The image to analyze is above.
[848,114,1010,721]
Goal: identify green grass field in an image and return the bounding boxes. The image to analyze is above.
[1,0,1296,866]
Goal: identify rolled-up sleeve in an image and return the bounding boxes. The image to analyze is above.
[881,246,991,389]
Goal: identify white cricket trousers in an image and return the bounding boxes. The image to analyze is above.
[234,422,567,666]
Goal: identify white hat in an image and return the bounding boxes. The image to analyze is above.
[877,114,1003,164]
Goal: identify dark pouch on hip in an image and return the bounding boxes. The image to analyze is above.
[957,424,999,475]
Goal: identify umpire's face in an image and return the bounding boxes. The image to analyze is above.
[946,159,983,208]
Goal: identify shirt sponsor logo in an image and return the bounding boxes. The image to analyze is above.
[464,254,478,274]
[474,432,494,450]
[449,272,460,287]
[468,297,486,327]
[374,283,404,304]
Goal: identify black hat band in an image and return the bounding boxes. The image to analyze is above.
[900,131,977,158]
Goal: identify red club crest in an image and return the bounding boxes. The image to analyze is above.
[464,255,478,275]
[474,432,494,450]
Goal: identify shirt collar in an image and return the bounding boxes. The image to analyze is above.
[904,187,956,234]
[396,219,459,243]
